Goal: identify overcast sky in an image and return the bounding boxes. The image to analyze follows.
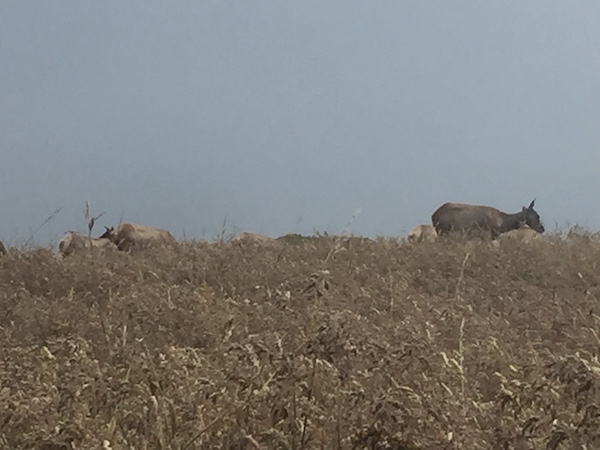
[2,1,600,245]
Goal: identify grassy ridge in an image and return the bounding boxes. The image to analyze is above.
[1,234,600,449]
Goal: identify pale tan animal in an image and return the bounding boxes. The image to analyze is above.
[494,226,544,244]
[408,224,437,243]
[59,231,117,256]
[100,223,178,252]
[432,199,544,239]
[230,232,276,245]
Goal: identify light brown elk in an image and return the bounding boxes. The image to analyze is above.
[100,223,178,252]
[408,224,437,243]
[230,232,276,245]
[59,231,117,256]
[494,226,545,244]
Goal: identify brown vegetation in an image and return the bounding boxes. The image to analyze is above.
[2,232,600,449]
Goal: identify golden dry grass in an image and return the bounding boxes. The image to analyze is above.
[1,232,600,449]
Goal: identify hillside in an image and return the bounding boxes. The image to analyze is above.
[1,233,600,449]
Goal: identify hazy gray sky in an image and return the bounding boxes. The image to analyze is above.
[2,1,600,245]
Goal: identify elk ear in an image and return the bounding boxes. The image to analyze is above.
[528,198,536,209]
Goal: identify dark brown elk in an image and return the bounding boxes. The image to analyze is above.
[100,223,178,252]
[0,240,6,255]
[431,199,544,239]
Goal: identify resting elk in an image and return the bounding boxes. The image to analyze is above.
[59,231,116,256]
[408,224,437,243]
[494,226,544,244]
[99,223,178,252]
[230,232,276,245]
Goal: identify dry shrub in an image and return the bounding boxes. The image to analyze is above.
[2,232,600,449]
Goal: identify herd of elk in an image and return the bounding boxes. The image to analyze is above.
[56,223,178,256]
[2,198,547,256]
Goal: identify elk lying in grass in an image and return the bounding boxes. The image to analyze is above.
[494,226,545,244]
[229,232,276,245]
[99,223,178,252]
[58,231,117,256]
[408,224,437,243]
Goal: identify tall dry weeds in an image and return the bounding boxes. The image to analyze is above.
[1,233,600,448]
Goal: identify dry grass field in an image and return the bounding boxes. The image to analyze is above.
[2,231,600,449]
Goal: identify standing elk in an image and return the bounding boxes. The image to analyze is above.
[431,199,544,239]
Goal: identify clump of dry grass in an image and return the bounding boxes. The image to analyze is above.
[1,231,600,449]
